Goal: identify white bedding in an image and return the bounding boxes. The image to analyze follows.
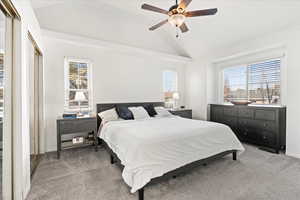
[99,116,244,193]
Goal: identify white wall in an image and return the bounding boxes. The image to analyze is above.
[185,60,208,120]
[43,36,187,152]
[10,0,44,199]
[186,25,300,158]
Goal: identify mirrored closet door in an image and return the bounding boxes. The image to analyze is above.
[28,36,42,176]
[0,1,18,199]
[0,11,4,197]
[27,30,44,178]
[0,7,11,200]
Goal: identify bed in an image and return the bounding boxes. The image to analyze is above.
[96,102,245,200]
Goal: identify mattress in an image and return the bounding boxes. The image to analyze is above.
[99,116,245,193]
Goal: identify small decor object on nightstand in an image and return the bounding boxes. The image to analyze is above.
[62,113,77,119]
[72,136,84,144]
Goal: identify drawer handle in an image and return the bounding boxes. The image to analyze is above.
[263,136,267,139]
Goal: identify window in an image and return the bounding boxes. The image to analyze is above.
[64,58,92,112]
[224,58,281,105]
[163,70,178,107]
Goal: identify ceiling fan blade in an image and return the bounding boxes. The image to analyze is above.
[185,8,218,17]
[149,19,168,31]
[141,4,169,15]
[179,23,189,33]
[178,0,193,9]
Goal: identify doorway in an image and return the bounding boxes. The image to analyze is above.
[28,33,43,176]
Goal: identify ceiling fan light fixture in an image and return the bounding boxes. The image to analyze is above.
[168,14,186,27]
[142,0,218,33]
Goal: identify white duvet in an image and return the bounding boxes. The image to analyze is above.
[100,116,244,193]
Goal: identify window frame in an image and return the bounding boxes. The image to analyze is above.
[221,57,282,105]
[162,70,178,107]
[64,58,93,112]
[163,70,178,93]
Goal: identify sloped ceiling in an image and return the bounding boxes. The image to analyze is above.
[31,0,300,58]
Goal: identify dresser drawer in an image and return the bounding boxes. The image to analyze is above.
[59,119,96,134]
[211,107,223,116]
[223,116,237,127]
[255,110,276,121]
[238,126,260,141]
[223,107,237,117]
[211,107,223,122]
[238,118,257,129]
[261,131,277,147]
[257,121,277,132]
[238,108,254,118]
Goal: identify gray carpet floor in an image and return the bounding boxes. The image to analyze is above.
[0,158,2,199]
[26,144,300,200]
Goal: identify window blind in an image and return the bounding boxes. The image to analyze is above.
[163,70,177,92]
[224,58,281,105]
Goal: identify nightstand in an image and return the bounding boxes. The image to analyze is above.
[56,116,97,159]
[169,109,192,119]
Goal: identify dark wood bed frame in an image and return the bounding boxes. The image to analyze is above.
[96,102,238,200]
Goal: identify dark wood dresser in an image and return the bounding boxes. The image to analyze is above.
[210,104,286,153]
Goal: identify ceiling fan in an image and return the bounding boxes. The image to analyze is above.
[141,0,217,34]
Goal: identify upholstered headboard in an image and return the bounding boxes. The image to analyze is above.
[96,102,165,130]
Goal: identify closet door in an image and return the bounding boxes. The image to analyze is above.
[0,12,4,197]
[0,7,13,200]
[28,38,41,175]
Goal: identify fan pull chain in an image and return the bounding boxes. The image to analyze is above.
[176,26,180,38]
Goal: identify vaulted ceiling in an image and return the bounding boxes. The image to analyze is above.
[31,0,300,58]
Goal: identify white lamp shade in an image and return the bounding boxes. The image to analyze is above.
[74,91,86,101]
[168,14,186,27]
[173,92,180,100]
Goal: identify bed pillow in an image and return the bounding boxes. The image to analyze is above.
[98,108,119,123]
[116,105,134,120]
[129,107,150,120]
[155,106,173,117]
[143,104,157,117]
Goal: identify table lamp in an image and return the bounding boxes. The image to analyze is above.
[173,92,180,109]
[74,91,86,116]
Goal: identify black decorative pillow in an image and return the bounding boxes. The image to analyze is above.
[143,104,157,117]
[115,105,134,120]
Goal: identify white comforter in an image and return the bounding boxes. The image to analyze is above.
[100,116,244,193]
